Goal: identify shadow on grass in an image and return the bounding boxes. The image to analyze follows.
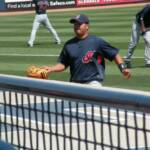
[130,65,146,69]
[127,58,150,69]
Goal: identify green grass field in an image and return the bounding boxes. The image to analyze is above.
[0,5,150,91]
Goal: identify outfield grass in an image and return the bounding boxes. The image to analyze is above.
[0,5,150,91]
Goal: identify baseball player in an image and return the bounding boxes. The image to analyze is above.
[27,0,61,47]
[41,14,131,87]
[125,4,150,68]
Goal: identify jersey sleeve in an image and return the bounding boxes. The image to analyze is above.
[98,38,119,61]
[140,4,150,18]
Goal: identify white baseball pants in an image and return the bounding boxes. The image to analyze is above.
[87,80,102,88]
[28,14,61,46]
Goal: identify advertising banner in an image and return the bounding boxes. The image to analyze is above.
[3,0,149,10]
[76,0,147,6]
[5,0,33,9]
[5,0,75,10]
[49,0,75,7]
[5,0,31,2]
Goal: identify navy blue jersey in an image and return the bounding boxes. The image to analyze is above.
[58,35,119,83]
[136,4,150,27]
[33,0,48,14]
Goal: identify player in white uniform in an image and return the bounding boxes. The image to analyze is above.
[28,0,61,47]
[125,4,150,68]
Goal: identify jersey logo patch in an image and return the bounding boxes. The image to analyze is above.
[82,51,94,64]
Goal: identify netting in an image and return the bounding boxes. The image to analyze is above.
[1,89,150,150]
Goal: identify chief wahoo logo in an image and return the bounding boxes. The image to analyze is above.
[82,51,94,64]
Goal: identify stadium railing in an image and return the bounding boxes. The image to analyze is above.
[0,74,150,150]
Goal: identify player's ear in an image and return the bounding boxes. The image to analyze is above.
[86,24,89,31]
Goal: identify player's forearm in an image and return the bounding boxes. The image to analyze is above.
[114,54,124,65]
[114,54,131,79]
[140,18,146,34]
[50,63,66,72]
[41,63,66,73]
[114,53,126,72]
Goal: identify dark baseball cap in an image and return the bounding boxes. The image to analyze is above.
[70,14,89,24]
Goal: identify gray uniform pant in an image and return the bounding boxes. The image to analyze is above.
[126,19,150,64]
[28,14,61,46]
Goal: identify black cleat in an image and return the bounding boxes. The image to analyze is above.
[55,41,61,45]
[27,42,33,47]
[145,64,150,68]
[124,59,132,68]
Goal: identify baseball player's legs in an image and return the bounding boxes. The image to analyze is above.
[28,15,40,47]
[44,15,61,44]
[126,21,140,59]
[143,31,150,66]
[125,21,140,68]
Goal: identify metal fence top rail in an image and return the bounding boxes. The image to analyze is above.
[0,74,150,113]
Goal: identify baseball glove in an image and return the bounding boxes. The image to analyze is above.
[26,65,49,79]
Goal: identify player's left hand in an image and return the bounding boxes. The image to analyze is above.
[122,68,131,79]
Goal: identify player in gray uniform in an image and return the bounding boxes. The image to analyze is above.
[125,4,150,68]
[28,0,61,47]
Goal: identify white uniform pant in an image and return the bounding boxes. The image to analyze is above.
[126,20,150,64]
[28,14,61,46]
[87,80,102,88]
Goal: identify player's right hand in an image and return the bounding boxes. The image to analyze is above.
[40,66,52,73]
